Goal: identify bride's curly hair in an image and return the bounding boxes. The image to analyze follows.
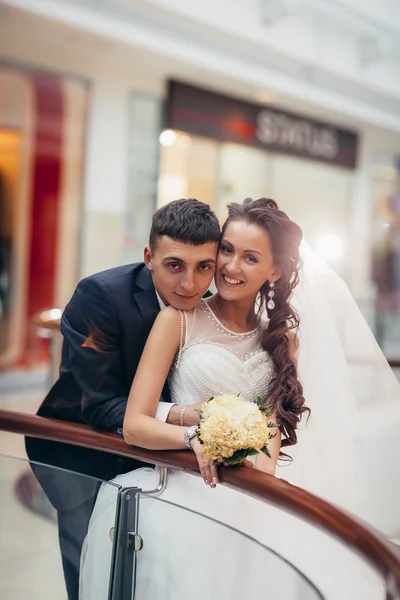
[221,197,309,450]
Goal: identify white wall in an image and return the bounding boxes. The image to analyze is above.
[130,0,400,99]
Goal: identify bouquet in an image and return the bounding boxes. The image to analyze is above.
[197,394,277,466]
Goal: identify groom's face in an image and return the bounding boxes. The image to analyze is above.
[144,236,218,310]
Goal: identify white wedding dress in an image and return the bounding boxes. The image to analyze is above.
[79,299,384,600]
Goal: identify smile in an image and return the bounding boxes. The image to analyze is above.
[222,274,244,285]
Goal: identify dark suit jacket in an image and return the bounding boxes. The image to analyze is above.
[26,263,165,484]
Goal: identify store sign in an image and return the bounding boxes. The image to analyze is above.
[165,80,358,169]
[256,110,340,161]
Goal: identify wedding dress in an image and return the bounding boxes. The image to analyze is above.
[79,298,384,600]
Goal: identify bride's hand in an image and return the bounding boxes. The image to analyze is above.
[190,436,219,488]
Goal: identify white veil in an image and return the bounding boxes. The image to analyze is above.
[276,242,400,537]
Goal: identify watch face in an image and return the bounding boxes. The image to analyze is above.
[184,426,198,449]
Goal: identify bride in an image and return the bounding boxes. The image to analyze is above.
[80,198,390,599]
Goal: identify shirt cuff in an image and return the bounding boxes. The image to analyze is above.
[155,401,176,423]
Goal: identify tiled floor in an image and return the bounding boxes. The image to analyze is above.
[0,382,67,600]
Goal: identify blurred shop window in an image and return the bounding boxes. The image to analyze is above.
[371,162,400,354]
[215,143,273,222]
[0,132,20,360]
[158,131,219,213]
[0,66,89,369]
[0,171,9,319]
[123,94,162,264]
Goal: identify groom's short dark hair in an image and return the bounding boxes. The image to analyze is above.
[149,199,220,250]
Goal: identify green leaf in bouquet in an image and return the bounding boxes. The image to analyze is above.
[255,396,274,418]
[261,445,271,459]
[195,396,215,422]
[267,421,279,429]
[222,448,259,466]
[255,396,266,410]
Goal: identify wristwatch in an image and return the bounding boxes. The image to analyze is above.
[184,425,199,450]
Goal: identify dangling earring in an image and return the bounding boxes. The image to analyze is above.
[267,280,275,310]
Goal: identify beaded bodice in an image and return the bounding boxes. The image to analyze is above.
[168,299,274,406]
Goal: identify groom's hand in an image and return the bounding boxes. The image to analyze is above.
[166,401,206,427]
[183,402,206,426]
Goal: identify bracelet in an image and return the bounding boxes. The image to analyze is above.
[184,425,198,450]
[180,405,188,427]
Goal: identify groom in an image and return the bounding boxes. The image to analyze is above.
[25,198,220,600]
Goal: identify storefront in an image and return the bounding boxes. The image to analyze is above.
[157,81,359,281]
[0,63,89,368]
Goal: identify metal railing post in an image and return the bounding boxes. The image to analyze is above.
[107,467,169,600]
[108,486,142,600]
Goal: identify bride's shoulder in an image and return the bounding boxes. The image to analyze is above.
[157,306,181,321]
[152,307,186,344]
[156,305,195,328]
[153,306,182,330]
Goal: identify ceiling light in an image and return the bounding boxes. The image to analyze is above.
[159,130,176,146]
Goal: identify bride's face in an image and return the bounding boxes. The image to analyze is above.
[216,220,279,301]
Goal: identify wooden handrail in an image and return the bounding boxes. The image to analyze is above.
[388,359,400,369]
[1,408,400,593]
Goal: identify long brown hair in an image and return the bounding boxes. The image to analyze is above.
[221,197,309,449]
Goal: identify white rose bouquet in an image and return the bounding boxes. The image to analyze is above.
[197,394,277,466]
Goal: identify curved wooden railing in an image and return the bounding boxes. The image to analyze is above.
[1,408,400,595]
